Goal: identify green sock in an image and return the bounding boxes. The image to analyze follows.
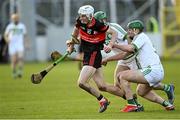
[133,98,140,106]
[133,94,140,105]
[12,69,18,78]
[164,84,170,93]
[127,99,136,105]
[162,100,170,107]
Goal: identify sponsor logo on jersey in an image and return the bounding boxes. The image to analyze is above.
[87,29,92,34]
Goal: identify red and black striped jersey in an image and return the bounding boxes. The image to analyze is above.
[75,17,109,52]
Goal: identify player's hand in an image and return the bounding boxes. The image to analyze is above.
[101,58,108,66]
[66,45,74,54]
[66,39,74,47]
[103,44,112,53]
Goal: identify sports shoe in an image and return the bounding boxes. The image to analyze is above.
[121,104,138,112]
[133,94,144,112]
[166,84,175,104]
[165,104,175,111]
[137,104,144,112]
[99,98,110,113]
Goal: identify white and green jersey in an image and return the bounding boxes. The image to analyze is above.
[5,22,27,46]
[103,23,137,63]
[132,32,161,68]
[105,23,127,45]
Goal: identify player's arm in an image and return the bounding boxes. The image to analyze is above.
[104,27,117,53]
[113,43,136,53]
[66,27,79,54]
[106,27,117,47]
[102,51,130,65]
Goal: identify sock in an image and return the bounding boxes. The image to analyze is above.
[12,69,17,78]
[164,84,170,93]
[127,99,136,105]
[18,66,23,75]
[97,94,103,101]
[133,94,140,105]
[133,98,140,106]
[13,69,16,74]
[162,100,170,107]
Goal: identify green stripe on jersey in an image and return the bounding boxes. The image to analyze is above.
[142,66,152,76]
[131,43,139,53]
[135,57,142,69]
[109,23,127,35]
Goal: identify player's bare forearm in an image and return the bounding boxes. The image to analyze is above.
[71,27,79,39]
[107,27,117,47]
[103,27,117,53]
[113,44,134,53]
[106,52,127,62]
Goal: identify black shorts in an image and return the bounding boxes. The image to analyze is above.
[78,44,83,53]
[83,50,102,69]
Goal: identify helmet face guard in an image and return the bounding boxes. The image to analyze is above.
[78,5,94,21]
[127,20,144,31]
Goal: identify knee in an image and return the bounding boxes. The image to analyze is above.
[117,72,123,83]
[114,82,120,88]
[136,87,145,97]
[119,73,127,81]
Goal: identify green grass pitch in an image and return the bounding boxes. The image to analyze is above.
[0,60,179,119]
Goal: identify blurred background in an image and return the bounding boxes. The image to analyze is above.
[0,0,180,62]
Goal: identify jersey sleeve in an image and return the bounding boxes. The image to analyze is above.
[95,20,109,32]
[132,35,146,52]
[110,23,127,40]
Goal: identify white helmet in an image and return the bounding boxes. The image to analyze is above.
[78,5,94,20]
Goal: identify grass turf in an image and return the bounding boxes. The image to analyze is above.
[0,60,179,119]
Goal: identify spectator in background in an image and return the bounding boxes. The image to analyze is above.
[4,13,27,78]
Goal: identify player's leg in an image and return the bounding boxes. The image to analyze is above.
[115,61,144,111]
[9,44,18,78]
[117,70,140,112]
[77,65,99,97]
[119,68,174,112]
[153,83,175,104]
[10,53,18,78]
[17,51,24,78]
[93,67,125,97]
[137,84,174,110]
[93,67,124,113]
[78,50,103,98]
[77,66,109,113]
[114,64,129,89]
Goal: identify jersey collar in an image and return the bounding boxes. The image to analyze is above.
[87,17,95,28]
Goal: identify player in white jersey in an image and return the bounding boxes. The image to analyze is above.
[94,11,144,111]
[102,20,175,112]
[4,13,27,78]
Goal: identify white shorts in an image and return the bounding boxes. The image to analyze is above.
[117,59,138,70]
[8,43,24,57]
[140,64,164,87]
